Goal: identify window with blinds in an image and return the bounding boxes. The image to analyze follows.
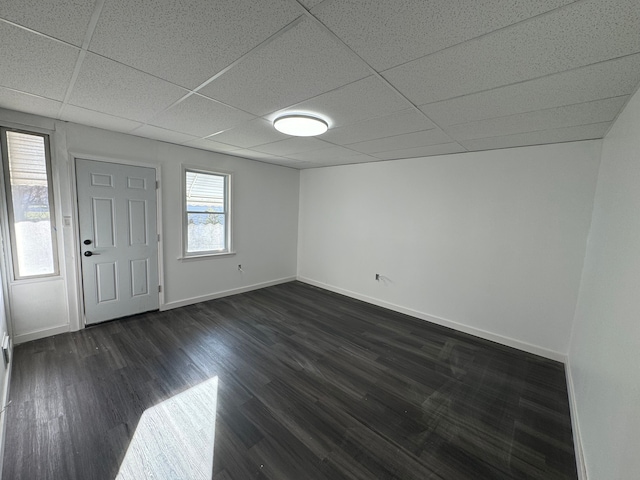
[1,129,59,278]
[184,169,230,255]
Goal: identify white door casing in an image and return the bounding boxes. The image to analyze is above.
[76,159,159,325]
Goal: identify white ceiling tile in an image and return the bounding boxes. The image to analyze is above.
[207,119,289,148]
[384,0,640,105]
[371,143,467,160]
[287,161,316,169]
[0,22,78,100]
[0,87,62,119]
[448,96,628,141]
[459,123,611,151]
[150,94,255,137]
[251,137,329,156]
[257,159,310,169]
[266,76,411,128]
[284,145,375,162]
[320,109,436,145]
[0,0,96,46]
[130,125,199,145]
[227,149,303,167]
[304,157,380,168]
[68,53,189,123]
[299,0,326,9]
[183,138,243,153]
[89,0,300,89]
[347,129,453,154]
[60,105,143,133]
[229,149,294,161]
[314,0,575,71]
[200,19,370,115]
[262,161,309,169]
[420,54,640,126]
[309,155,380,166]
[1,0,637,156]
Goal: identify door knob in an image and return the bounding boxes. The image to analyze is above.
[83,239,92,245]
[84,251,95,257]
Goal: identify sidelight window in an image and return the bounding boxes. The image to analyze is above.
[0,128,59,279]
[183,168,231,256]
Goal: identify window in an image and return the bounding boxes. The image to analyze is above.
[0,128,59,279]
[184,168,231,256]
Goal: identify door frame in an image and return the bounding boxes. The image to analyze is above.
[68,152,165,328]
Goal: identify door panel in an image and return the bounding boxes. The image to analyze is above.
[96,262,118,303]
[130,259,149,297]
[128,200,147,245]
[76,159,159,324]
[93,198,116,247]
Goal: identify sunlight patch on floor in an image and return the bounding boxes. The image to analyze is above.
[116,376,218,480]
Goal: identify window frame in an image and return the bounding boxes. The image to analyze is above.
[0,127,60,280]
[182,166,232,258]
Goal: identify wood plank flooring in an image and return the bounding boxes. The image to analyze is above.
[2,281,578,479]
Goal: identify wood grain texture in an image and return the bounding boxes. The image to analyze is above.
[116,376,218,479]
[2,281,577,479]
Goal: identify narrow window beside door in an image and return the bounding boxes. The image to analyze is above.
[183,168,231,256]
[0,129,59,279]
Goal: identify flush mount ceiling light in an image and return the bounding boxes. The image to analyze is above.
[273,114,328,137]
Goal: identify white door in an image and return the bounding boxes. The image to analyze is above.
[76,159,159,325]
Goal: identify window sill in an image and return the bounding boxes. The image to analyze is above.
[178,251,236,261]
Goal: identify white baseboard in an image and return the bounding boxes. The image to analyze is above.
[13,324,70,345]
[297,276,567,363]
[0,337,12,480]
[565,361,588,480]
[161,276,297,311]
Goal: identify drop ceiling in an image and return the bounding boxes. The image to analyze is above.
[0,0,638,169]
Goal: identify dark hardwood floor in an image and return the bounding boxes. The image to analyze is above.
[2,281,577,479]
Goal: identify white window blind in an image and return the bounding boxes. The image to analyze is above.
[184,170,230,255]
[2,130,58,278]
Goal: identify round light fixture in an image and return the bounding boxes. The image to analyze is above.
[273,115,328,137]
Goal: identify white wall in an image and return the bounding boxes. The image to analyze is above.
[568,90,640,479]
[0,109,299,341]
[63,124,300,310]
[298,141,602,357]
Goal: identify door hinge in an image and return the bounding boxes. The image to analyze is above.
[156,180,159,189]
[157,233,160,242]
[158,285,162,293]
